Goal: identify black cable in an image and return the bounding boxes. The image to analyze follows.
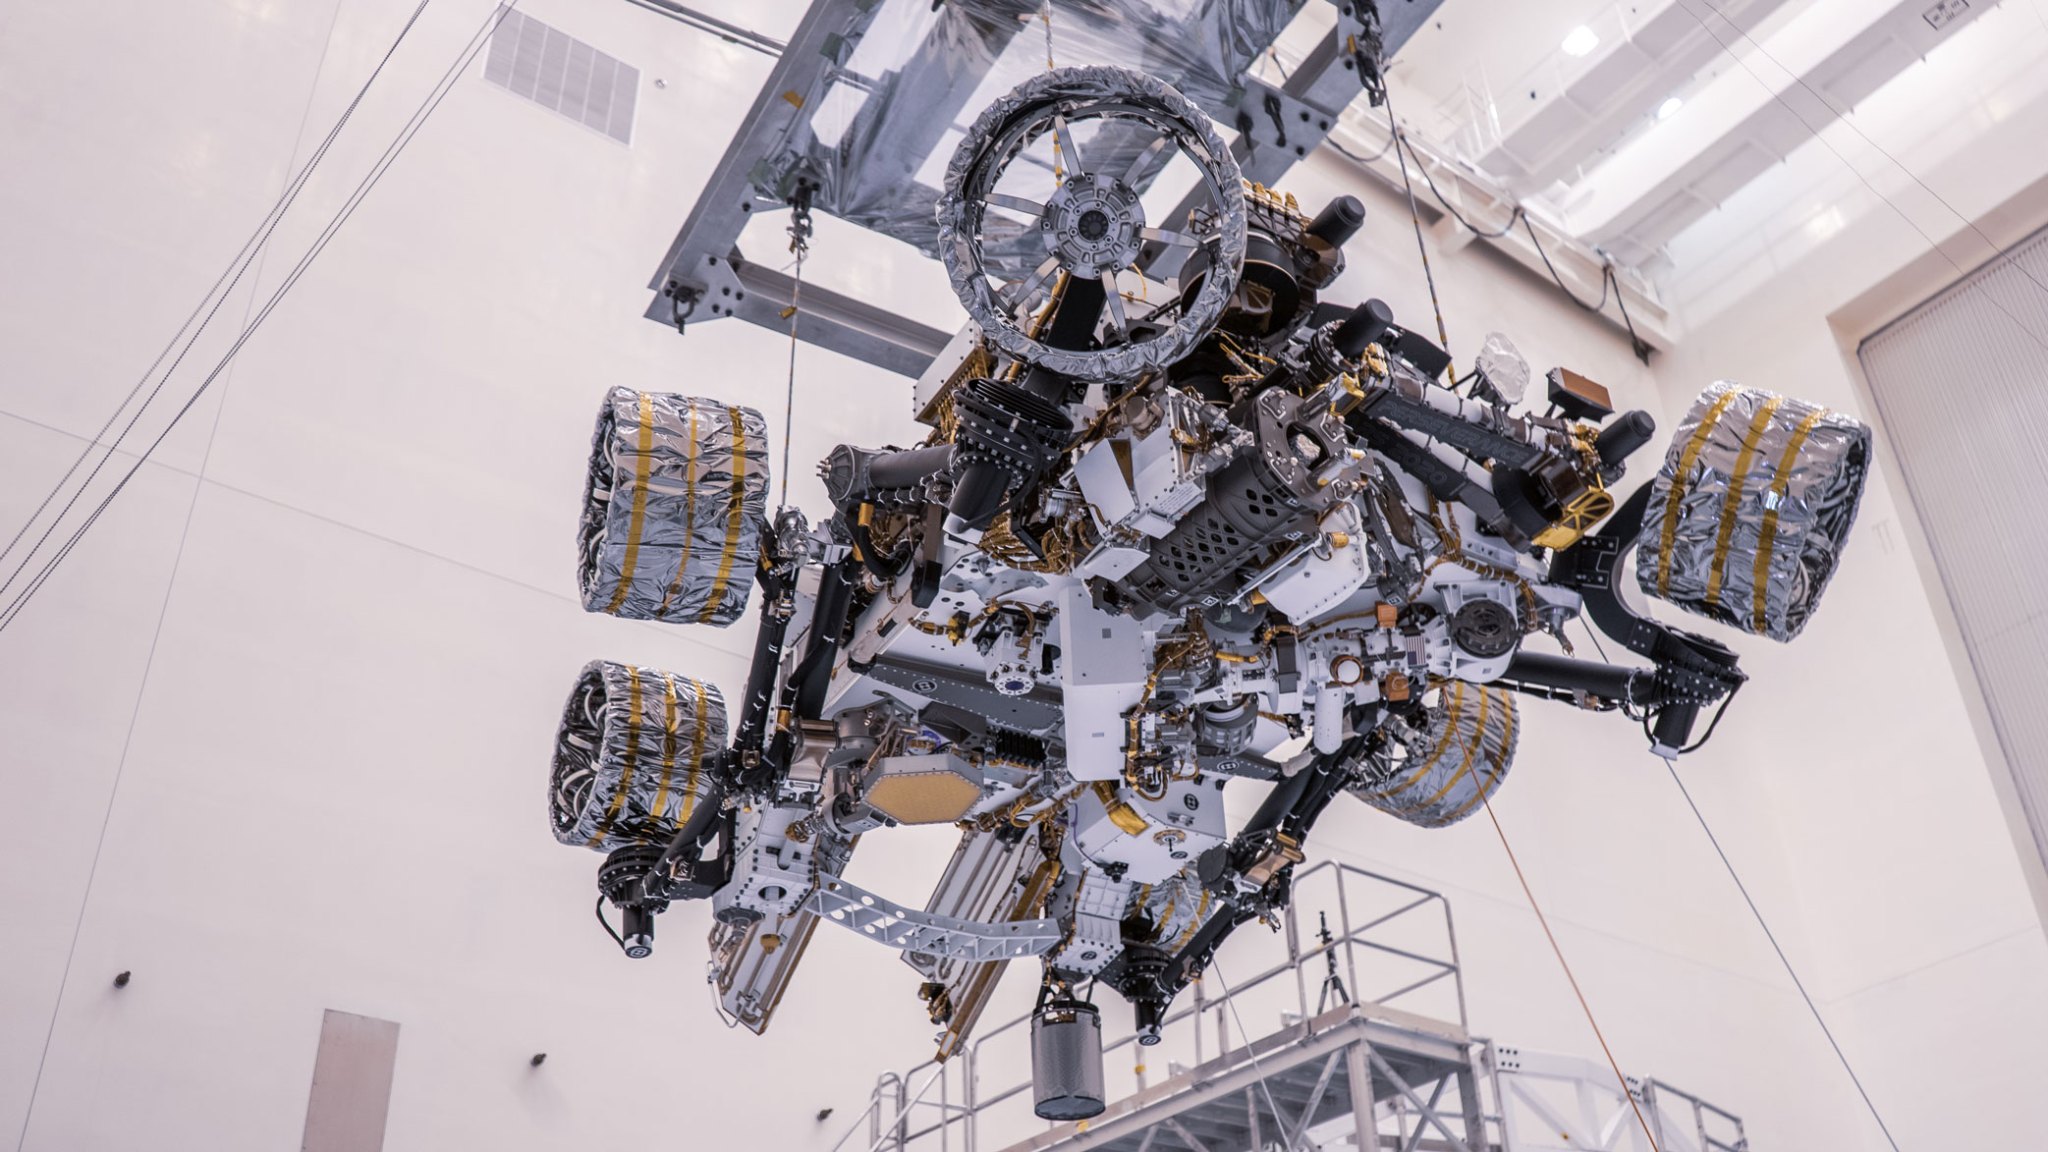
[1518,212,1655,364]
[1326,127,1394,166]
[1391,128,1523,239]
[1265,46,1291,83]
[1579,617,1614,664]
[1326,99,1658,366]
[0,0,433,607]
[1519,210,1611,314]
[1662,759,1905,1152]
[594,896,631,953]
[1608,261,1656,363]
[1640,680,1741,755]
[0,2,517,634]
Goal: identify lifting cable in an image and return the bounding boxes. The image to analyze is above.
[1370,34,1895,1144]
[0,0,520,636]
[1378,84,1455,380]
[1475,786,1663,1152]
[1578,621,1901,1148]
[1366,19,1920,1142]
[11,4,512,1143]
[0,0,436,624]
[1659,757,1905,1152]
[1674,0,2048,354]
[779,183,812,512]
[1207,956,1309,1149]
[1042,0,1064,183]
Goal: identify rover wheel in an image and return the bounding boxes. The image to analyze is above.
[577,387,769,626]
[1350,681,1518,829]
[550,659,727,851]
[936,65,1245,383]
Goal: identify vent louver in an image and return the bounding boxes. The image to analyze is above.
[483,7,637,144]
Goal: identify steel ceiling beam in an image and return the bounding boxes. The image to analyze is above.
[637,0,1447,378]
[622,0,786,57]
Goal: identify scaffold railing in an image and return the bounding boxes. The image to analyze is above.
[832,861,1749,1152]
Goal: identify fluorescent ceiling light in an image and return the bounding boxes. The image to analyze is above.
[1657,96,1683,120]
[1561,26,1600,57]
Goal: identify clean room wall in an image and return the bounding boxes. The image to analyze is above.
[1645,88,2048,1150]
[0,2,2027,1151]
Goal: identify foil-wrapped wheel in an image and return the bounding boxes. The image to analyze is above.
[1634,382,1871,641]
[1350,681,1518,829]
[936,65,1246,382]
[577,387,769,626]
[550,659,726,852]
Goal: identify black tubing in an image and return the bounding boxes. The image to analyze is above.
[732,566,791,755]
[867,445,954,493]
[792,563,856,720]
[1503,650,1645,702]
[643,776,728,898]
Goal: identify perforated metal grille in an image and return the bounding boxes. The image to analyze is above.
[482,7,637,144]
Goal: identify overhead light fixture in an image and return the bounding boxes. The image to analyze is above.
[1657,96,1683,120]
[1561,26,1600,57]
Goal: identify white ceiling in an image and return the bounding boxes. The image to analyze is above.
[1366,0,2048,324]
[620,0,2048,328]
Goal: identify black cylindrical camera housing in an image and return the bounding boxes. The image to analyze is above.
[1332,298,1396,358]
[1596,409,1657,469]
[1308,195,1367,246]
[620,905,655,959]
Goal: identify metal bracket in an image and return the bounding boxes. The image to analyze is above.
[1235,78,1338,170]
[1335,0,1388,106]
[639,0,1445,377]
[808,875,1063,961]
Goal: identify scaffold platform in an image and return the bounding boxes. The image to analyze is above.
[836,862,1749,1152]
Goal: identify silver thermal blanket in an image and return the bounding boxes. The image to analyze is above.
[550,659,726,852]
[1351,681,1517,829]
[578,388,769,626]
[1635,382,1870,641]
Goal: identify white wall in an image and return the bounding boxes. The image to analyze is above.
[0,2,2035,1151]
[1646,44,2048,1144]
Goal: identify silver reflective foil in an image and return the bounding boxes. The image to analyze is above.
[1351,681,1517,829]
[1132,871,1213,952]
[780,0,1295,263]
[1634,382,1871,641]
[936,64,1248,381]
[549,659,727,852]
[577,388,769,626]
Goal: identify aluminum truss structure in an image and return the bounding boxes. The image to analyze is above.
[833,862,1749,1152]
[639,0,1445,377]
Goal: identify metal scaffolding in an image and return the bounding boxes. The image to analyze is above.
[833,862,1748,1152]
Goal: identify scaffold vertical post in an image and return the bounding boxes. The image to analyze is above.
[1346,1036,1375,1151]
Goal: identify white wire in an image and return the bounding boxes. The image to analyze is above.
[1207,955,1308,1150]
